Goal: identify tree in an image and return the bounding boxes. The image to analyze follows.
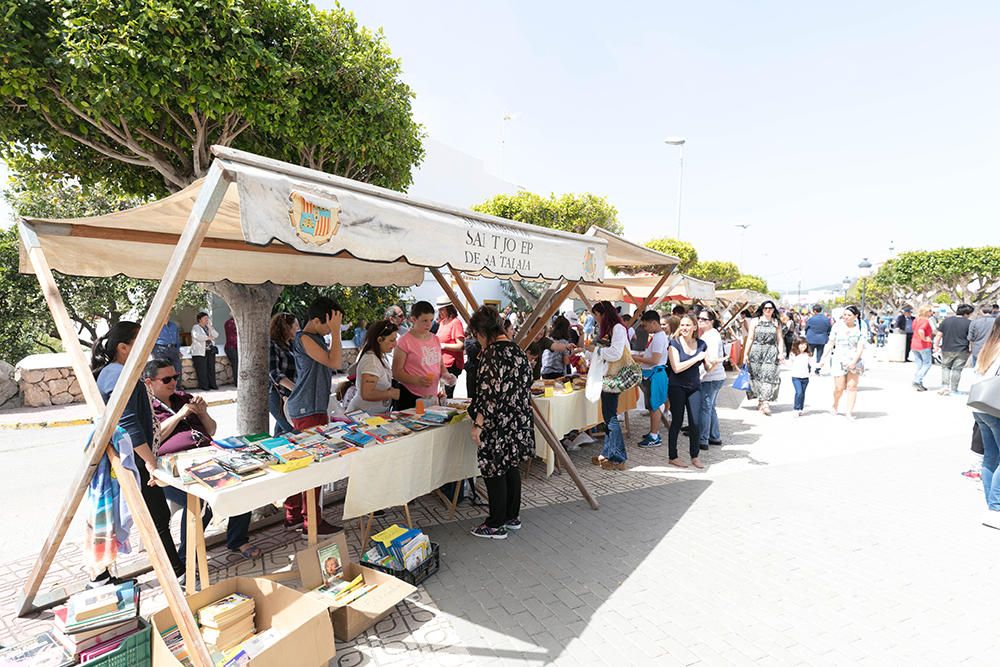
[472,191,623,236]
[727,274,770,294]
[1,0,424,432]
[1,173,206,359]
[641,238,698,273]
[871,248,1000,308]
[689,260,741,287]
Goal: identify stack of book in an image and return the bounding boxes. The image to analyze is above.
[50,580,141,662]
[196,593,256,652]
[310,542,379,605]
[0,631,72,666]
[364,525,432,572]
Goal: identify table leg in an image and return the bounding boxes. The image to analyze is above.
[448,480,462,520]
[361,513,374,547]
[305,488,318,546]
[185,495,198,594]
[403,504,413,528]
[194,508,209,589]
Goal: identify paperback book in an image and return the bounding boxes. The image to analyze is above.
[188,460,242,490]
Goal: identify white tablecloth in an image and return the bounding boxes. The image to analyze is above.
[341,420,478,519]
[153,420,479,521]
[532,390,600,476]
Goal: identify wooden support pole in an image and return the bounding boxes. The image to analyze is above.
[429,267,472,324]
[574,286,596,313]
[109,449,212,667]
[185,496,198,595]
[306,488,318,546]
[530,399,599,510]
[450,270,480,312]
[720,301,748,334]
[519,281,578,348]
[633,273,673,317]
[515,281,560,344]
[17,162,231,618]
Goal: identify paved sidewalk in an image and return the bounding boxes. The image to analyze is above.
[0,359,991,665]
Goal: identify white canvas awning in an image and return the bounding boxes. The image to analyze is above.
[577,274,715,305]
[715,288,771,306]
[20,146,609,287]
[584,226,679,273]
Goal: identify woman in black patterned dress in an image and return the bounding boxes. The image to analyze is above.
[743,300,784,415]
[467,306,535,540]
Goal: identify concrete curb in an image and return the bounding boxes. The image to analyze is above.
[1,398,238,430]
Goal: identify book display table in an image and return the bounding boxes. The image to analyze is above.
[153,420,478,593]
[531,387,638,476]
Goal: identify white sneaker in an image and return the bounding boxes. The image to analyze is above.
[983,511,1000,530]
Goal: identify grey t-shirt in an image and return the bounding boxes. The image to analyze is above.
[286,331,333,420]
[938,316,972,354]
[969,315,997,355]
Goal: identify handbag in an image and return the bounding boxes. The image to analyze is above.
[732,365,751,391]
[968,368,1000,418]
[601,345,641,394]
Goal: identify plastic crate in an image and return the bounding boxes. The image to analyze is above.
[85,617,151,667]
[364,542,440,586]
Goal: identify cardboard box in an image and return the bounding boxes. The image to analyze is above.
[297,533,416,642]
[149,577,335,666]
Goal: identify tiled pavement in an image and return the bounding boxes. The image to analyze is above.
[1,358,995,665]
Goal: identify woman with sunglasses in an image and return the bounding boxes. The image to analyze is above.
[743,300,784,415]
[820,305,866,419]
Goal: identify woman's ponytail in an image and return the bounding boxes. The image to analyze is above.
[91,321,141,378]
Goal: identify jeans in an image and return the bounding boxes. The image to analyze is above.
[600,391,626,463]
[975,413,1000,510]
[268,388,294,436]
[912,348,932,385]
[668,384,702,460]
[698,379,723,444]
[941,350,970,391]
[162,487,252,562]
[483,466,521,529]
[811,343,825,369]
[792,377,809,411]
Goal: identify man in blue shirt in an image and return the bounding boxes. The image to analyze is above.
[154,318,184,388]
[805,304,832,375]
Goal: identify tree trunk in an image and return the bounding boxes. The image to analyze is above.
[208,281,283,434]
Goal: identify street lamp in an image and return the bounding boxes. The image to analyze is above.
[842,276,851,304]
[734,224,751,270]
[858,257,873,317]
[664,137,686,239]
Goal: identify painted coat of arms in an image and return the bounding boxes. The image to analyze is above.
[289,190,341,245]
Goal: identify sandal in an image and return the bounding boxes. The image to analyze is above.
[232,544,262,561]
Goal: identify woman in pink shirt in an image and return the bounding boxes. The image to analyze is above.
[393,300,448,410]
[435,296,466,398]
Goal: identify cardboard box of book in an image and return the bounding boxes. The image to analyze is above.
[149,577,335,666]
[297,532,416,641]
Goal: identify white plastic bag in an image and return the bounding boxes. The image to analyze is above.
[585,349,607,403]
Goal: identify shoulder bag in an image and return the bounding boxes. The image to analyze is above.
[968,365,1000,418]
[602,345,641,393]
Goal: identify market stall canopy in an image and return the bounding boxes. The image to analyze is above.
[19,146,609,287]
[715,288,771,306]
[577,273,715,304]
[584,226,679,274]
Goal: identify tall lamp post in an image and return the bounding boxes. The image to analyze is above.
[664,137,686,239]
[734,224,751,270]
[842,276,851,304]
[858,257,872,317]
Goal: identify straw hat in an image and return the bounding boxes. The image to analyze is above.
[435,295,453,308]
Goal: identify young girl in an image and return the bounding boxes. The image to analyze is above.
[790,337,812,416]
[393,301,451,410]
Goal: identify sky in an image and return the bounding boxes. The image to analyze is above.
[332,0,1000,291]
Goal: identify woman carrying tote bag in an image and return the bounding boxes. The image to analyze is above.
[586,301,640,471]
[970,318,1000,529]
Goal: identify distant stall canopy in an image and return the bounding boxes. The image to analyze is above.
[19,146,610,288]
[584,226,679,275]
[577,273,715,305]
[714,288,771,307]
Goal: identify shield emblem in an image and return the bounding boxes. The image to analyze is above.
[289,191,341,246]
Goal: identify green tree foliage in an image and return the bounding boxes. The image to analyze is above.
[689,260,741,287]
[472,191,623,236]
[642,238,698,272]
[0,0,424,193]
[871,247,1000,309]
[727,274,769,294]
[274,284,410,339]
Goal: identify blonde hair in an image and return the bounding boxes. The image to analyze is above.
[977,318,1000,374]
[916,305,933,318]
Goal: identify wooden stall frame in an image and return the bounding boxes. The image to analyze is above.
[16,162,233,666]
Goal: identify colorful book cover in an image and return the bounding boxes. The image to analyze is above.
[0,632,73,667]
[188,460,242,490]
[342,431,373,447]
[317,542,343,586]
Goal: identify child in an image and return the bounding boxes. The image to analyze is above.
[790,337,811,416]
[633,311,669,448]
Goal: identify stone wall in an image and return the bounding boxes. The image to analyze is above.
[14,353,234,408]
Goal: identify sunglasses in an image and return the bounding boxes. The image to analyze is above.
[698,316,711,321]
[763,306,775,311]
[158,374,180,384]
